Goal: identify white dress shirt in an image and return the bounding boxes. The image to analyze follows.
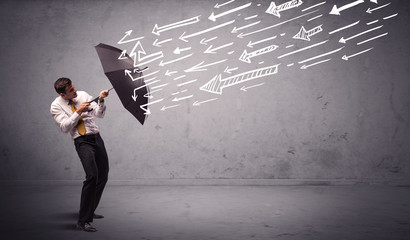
[50,91,106,139]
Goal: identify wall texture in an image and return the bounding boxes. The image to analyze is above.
[0,0,409,183]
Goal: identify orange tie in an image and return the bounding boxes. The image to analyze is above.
[69,100,86,135]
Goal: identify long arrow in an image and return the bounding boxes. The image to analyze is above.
[293,25,323,41]
[117,30,144,44]
[180,20,235,42]
[185,59,227,72]
[193,98,218,106]
[161,104,180,111]
[153,38,172,47]
[204,42,233,54]
[214,0,235,8]
[266,0,303,18]
[209,2,251,21]
[231,21,261,33]
[152,15,200,36]
[239,44,278,63]
[240,82,265,91]
[339,25,383,43]
[342,47,373,61]
[329,0,364,15]
[366,3,391,14]
[200,64,279,95]
[247,35,277,48]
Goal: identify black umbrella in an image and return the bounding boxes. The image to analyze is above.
[94,43,149,125]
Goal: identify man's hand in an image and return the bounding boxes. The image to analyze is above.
[76,102,90,114]
[99,89,109,102]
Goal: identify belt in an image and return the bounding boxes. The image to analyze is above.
[74,133,100,142]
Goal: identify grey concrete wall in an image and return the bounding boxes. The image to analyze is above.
[0,0,409,182]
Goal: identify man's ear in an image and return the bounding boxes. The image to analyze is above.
[59,93,66,99]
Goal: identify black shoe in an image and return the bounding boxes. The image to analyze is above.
[93,213,104,219]
[76,222,97,232]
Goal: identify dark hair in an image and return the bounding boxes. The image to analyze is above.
[54,77,72,94]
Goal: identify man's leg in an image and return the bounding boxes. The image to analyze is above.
[74,137,98,224]
[94,134,109,212]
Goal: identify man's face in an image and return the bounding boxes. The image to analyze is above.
[61,84,77,100]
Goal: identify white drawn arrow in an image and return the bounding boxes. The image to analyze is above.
[117,30,144,44]
[180,20,235,42]
[339,25,383,43]
[240,82,265,91]
[293,25,323,41]
[132,89,138,101]
[130,41,164,67]
[161,104,180,111]
[214,0,235,8]
[342,47,373,61]
[118,50,128,60]
[200,37,218,45]
[165,70,178,76]
[204,42,233,54]
[140,98,164,115]
[152,15,200,36]
[209,2,251,21]
[329,0,364,15]
[224,66,238,74]
[366,3,390,14]
[200,64,279,95]
[159,53,193,66]
[153,38,172,47]
[239,44,278,63]
[173,47,192,54]
[185,59,227,72]
[370,0,378,3]
[247,35,277,48]
[298,46,345,64]
[266,0,303,18]
[231,21,261,33]
[193,98,218,106]
[172,94,194,102]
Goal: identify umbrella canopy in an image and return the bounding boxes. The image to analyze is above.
[95,43,149,125]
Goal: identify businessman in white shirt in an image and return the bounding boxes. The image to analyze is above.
[50,77,110,232]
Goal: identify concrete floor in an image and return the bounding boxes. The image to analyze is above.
[0,183,409,240]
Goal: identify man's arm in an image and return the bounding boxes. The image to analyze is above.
[90,89,109,118]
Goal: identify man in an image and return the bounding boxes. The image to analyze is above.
[50,77,110,232]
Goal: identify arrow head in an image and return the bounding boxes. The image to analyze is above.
[301,65,307,70]
[173,47,181,54]
[179,32,188,42]
[342,55,348,61]
[240,86,247,92]
[132,93,138,101]
[124,69,132,76]
[329,5,340,15]
[152,24,160,36]
[208,12,217,22]
[293,26,310,41]
[204,45,215,54]
[193,101,200,106]
[366,8,372,14]
[339,37,346,44]
[239,50,251,63]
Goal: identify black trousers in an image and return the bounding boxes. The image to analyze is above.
[74,133,109,223]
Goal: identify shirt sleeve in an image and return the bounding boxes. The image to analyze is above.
[50,102,81,133]
[88,93,106,119]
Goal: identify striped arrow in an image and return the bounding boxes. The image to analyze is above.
[293,25,323,41]
[329,0,364,15]
[200,64,279,95]
[266,0,303,18]
[239,44,278,63]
